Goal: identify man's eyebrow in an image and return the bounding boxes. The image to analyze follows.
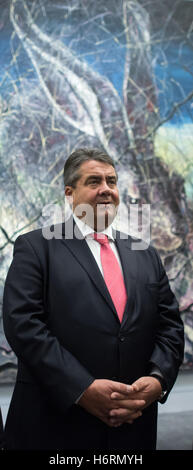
[106,175,117,182]
[85,175,102,182]
[85,174,117,183]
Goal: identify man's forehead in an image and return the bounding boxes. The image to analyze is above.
[79,160,116,176]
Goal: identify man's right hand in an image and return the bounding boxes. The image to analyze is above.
[78,379,145,427]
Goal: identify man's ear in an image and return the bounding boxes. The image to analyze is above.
[65,186,73,198]
[64,186,74,209]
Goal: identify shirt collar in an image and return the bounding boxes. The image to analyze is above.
[73,214,115,241]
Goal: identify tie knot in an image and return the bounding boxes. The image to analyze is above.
[93,232,109,246]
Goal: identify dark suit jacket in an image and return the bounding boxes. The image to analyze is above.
[3,219,184,450]
[0,407,3,449]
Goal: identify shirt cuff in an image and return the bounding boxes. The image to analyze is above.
[149,365,164,381]
[149,366,168,401]
[75,390,85,404]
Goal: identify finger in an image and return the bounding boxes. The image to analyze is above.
[129,410,142,420]
[102,416,116,427]
[109,409,142,426]
[111,391,136,400]
[104,417,123,428]
[109,407,141,420]
[109,420,123,427]
[109,416,124,426]
[109,408,128,419]
[131,383,139,392]
[125,411,142,424]
[111,382,135,396]
[131,378,147,392]
[111,383,145,401]
[110,399,146,411]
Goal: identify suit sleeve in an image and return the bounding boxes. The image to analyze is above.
[3,235,94,414]
[148,246,184,402]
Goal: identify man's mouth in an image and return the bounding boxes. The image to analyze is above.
[97,201,112,205]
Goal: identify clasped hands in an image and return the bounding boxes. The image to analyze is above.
[78,377,162,427]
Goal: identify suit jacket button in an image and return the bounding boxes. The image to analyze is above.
[119,336,125,342]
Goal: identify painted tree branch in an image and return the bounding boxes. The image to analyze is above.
[133,88,193,145]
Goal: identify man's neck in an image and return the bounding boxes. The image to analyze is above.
[73,214,114,238]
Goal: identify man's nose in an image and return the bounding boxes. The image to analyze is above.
[98,182,111,194]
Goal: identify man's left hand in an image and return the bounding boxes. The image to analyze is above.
[109,376,162,426]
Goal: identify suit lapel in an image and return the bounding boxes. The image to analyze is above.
[61,219,119,320]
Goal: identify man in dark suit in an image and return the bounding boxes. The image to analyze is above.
[3,148,184,450]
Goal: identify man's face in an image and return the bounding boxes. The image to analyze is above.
[65,160,120,231]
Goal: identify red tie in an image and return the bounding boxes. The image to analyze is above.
[94,233,127,322]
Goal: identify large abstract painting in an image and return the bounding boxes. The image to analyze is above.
[0,0,193,382]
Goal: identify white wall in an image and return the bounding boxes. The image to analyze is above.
[158,370,193,414]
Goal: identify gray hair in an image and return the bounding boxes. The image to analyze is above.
[63,147,117,187]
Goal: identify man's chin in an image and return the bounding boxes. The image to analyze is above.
[94,207,117,231]
[76,203,118,230]
[96,203,116,214]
